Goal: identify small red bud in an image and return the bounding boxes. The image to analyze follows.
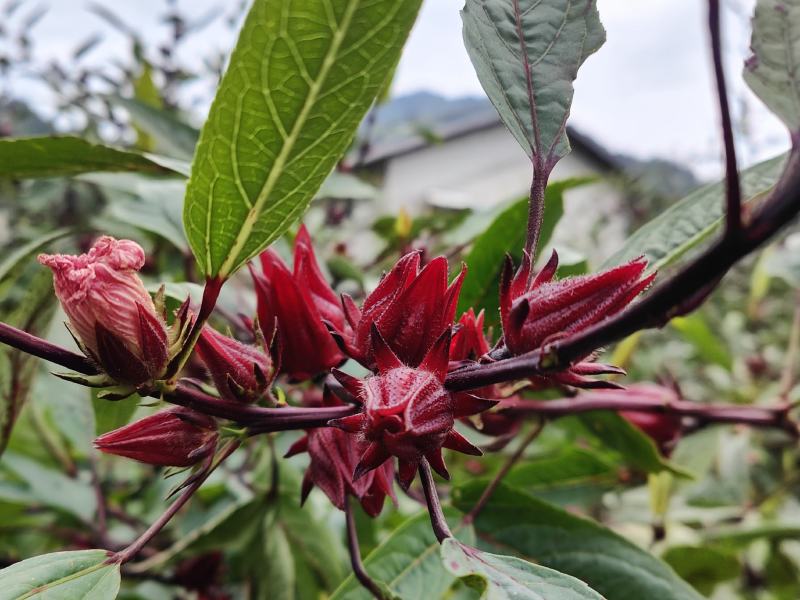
[93,408,218,467]
[195,326,275,402]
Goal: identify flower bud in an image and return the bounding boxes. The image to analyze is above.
[330,326,495,489]
[618,384,683,452]
[93,408,218,467]
[195,326,275,403]
[285,389,396,517]
[500,250,655,356]
[38,236,168,384]
[250,225,347,380]
[450,308,490,363]
[332,252,465,370]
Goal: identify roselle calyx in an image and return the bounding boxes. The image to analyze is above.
[618,384,683,453]
[93,407,218,467]
[195,326,276,403]
[331,251,465,370]
[500,250,655,388]
[38,237,170,385]
[330,326,495,489]
[285,388,396,517]
[250,224,347,380]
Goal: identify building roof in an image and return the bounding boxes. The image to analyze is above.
[351,92,621,172]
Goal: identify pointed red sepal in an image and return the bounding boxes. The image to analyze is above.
[328,412,366,434]
[442,429,482,456]
[425,450,450,480]
[370,324,403,370]
[532,249,559,287]
[137,303,168,377]
[419,328,451,381]
[95,322,150,384]
[353,442,391,481]
[397,459,418,490]
[284,435,309,458]
[571,362,626,376]
[341,293,362,330]
[453,394,499,419]
[331,368,363,399]
[300,470,314,506]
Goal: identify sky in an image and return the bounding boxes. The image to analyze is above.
[4,0,791,178]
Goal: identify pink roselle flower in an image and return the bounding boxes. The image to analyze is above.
[285,388,396,517]
[195,326,276,403]
[499,250,654,389]
[250,225,347,381]
[94,407,218,467]
[330,326,494,489]
[332,252,466,370]
[38,236,168,384]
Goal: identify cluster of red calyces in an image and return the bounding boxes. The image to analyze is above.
[500,250,655,388]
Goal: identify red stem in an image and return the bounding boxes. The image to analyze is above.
[345,497,386,599]
[418,459,452,543]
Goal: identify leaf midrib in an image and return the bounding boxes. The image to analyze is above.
[215,0,360,278]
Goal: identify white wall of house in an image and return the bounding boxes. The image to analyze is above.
[378,123,628,264]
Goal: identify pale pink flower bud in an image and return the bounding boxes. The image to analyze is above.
[38,236,168,383]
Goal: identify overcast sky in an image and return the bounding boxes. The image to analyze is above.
[6,0,790,178]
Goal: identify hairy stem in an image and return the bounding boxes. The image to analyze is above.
[0,321,97,375]
[418,459,453,543]
[108,440,240,566]
[525,166,548,262]
[463,419,544,525]
[497,395,795,434]
[345,497,386,600]
[709,0,741,234]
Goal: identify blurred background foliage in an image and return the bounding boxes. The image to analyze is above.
[0,1,799,599]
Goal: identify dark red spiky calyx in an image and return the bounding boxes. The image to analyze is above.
[285,388,396,517]
[93,407,218,467]
[499,250,654,389]
[331,252,466,371]
[250,224,348,381]
[195,326,276,403]
[330,326,495,489]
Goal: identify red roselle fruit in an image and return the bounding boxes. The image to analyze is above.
[331,251,466,371]
[250,224,348,381]
[285,388,396,517]
[330,325,495,489]
[500,250,655,388]
[195,326,276,403]
[38,236,169,385]
[617,384,683,452]
[94,408,218,467]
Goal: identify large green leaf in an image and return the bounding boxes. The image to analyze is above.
[0,137,188,179]
[0,549,120,600]
[461,0,605,164]
[331,509,474,600]
[183,0,423,278]
[442,538,603,599]
[744,0,800,132]
[458,178,590,327]
[604,153,787,269]
[452,483,703,600]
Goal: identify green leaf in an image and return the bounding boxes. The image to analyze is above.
[331,509,474,600]
[661,545,739,596]
[670,313,732,370]
[183,0,423,278]
[442,538,603,600]
[0,452,97,522]
[504,447,618,506]
[461,0,605,164]
[452,483,703,600]
[744,0,800,132]
[113,97,199,161]
[0,229,72,283]
[0,550,120,600]
[92,393,140,436]
[258,510,296,600]
[577,411,690,477]
[458,178,590,327]
[763,240,800,288]
[0,137,188,179]
[604,153,787,269]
